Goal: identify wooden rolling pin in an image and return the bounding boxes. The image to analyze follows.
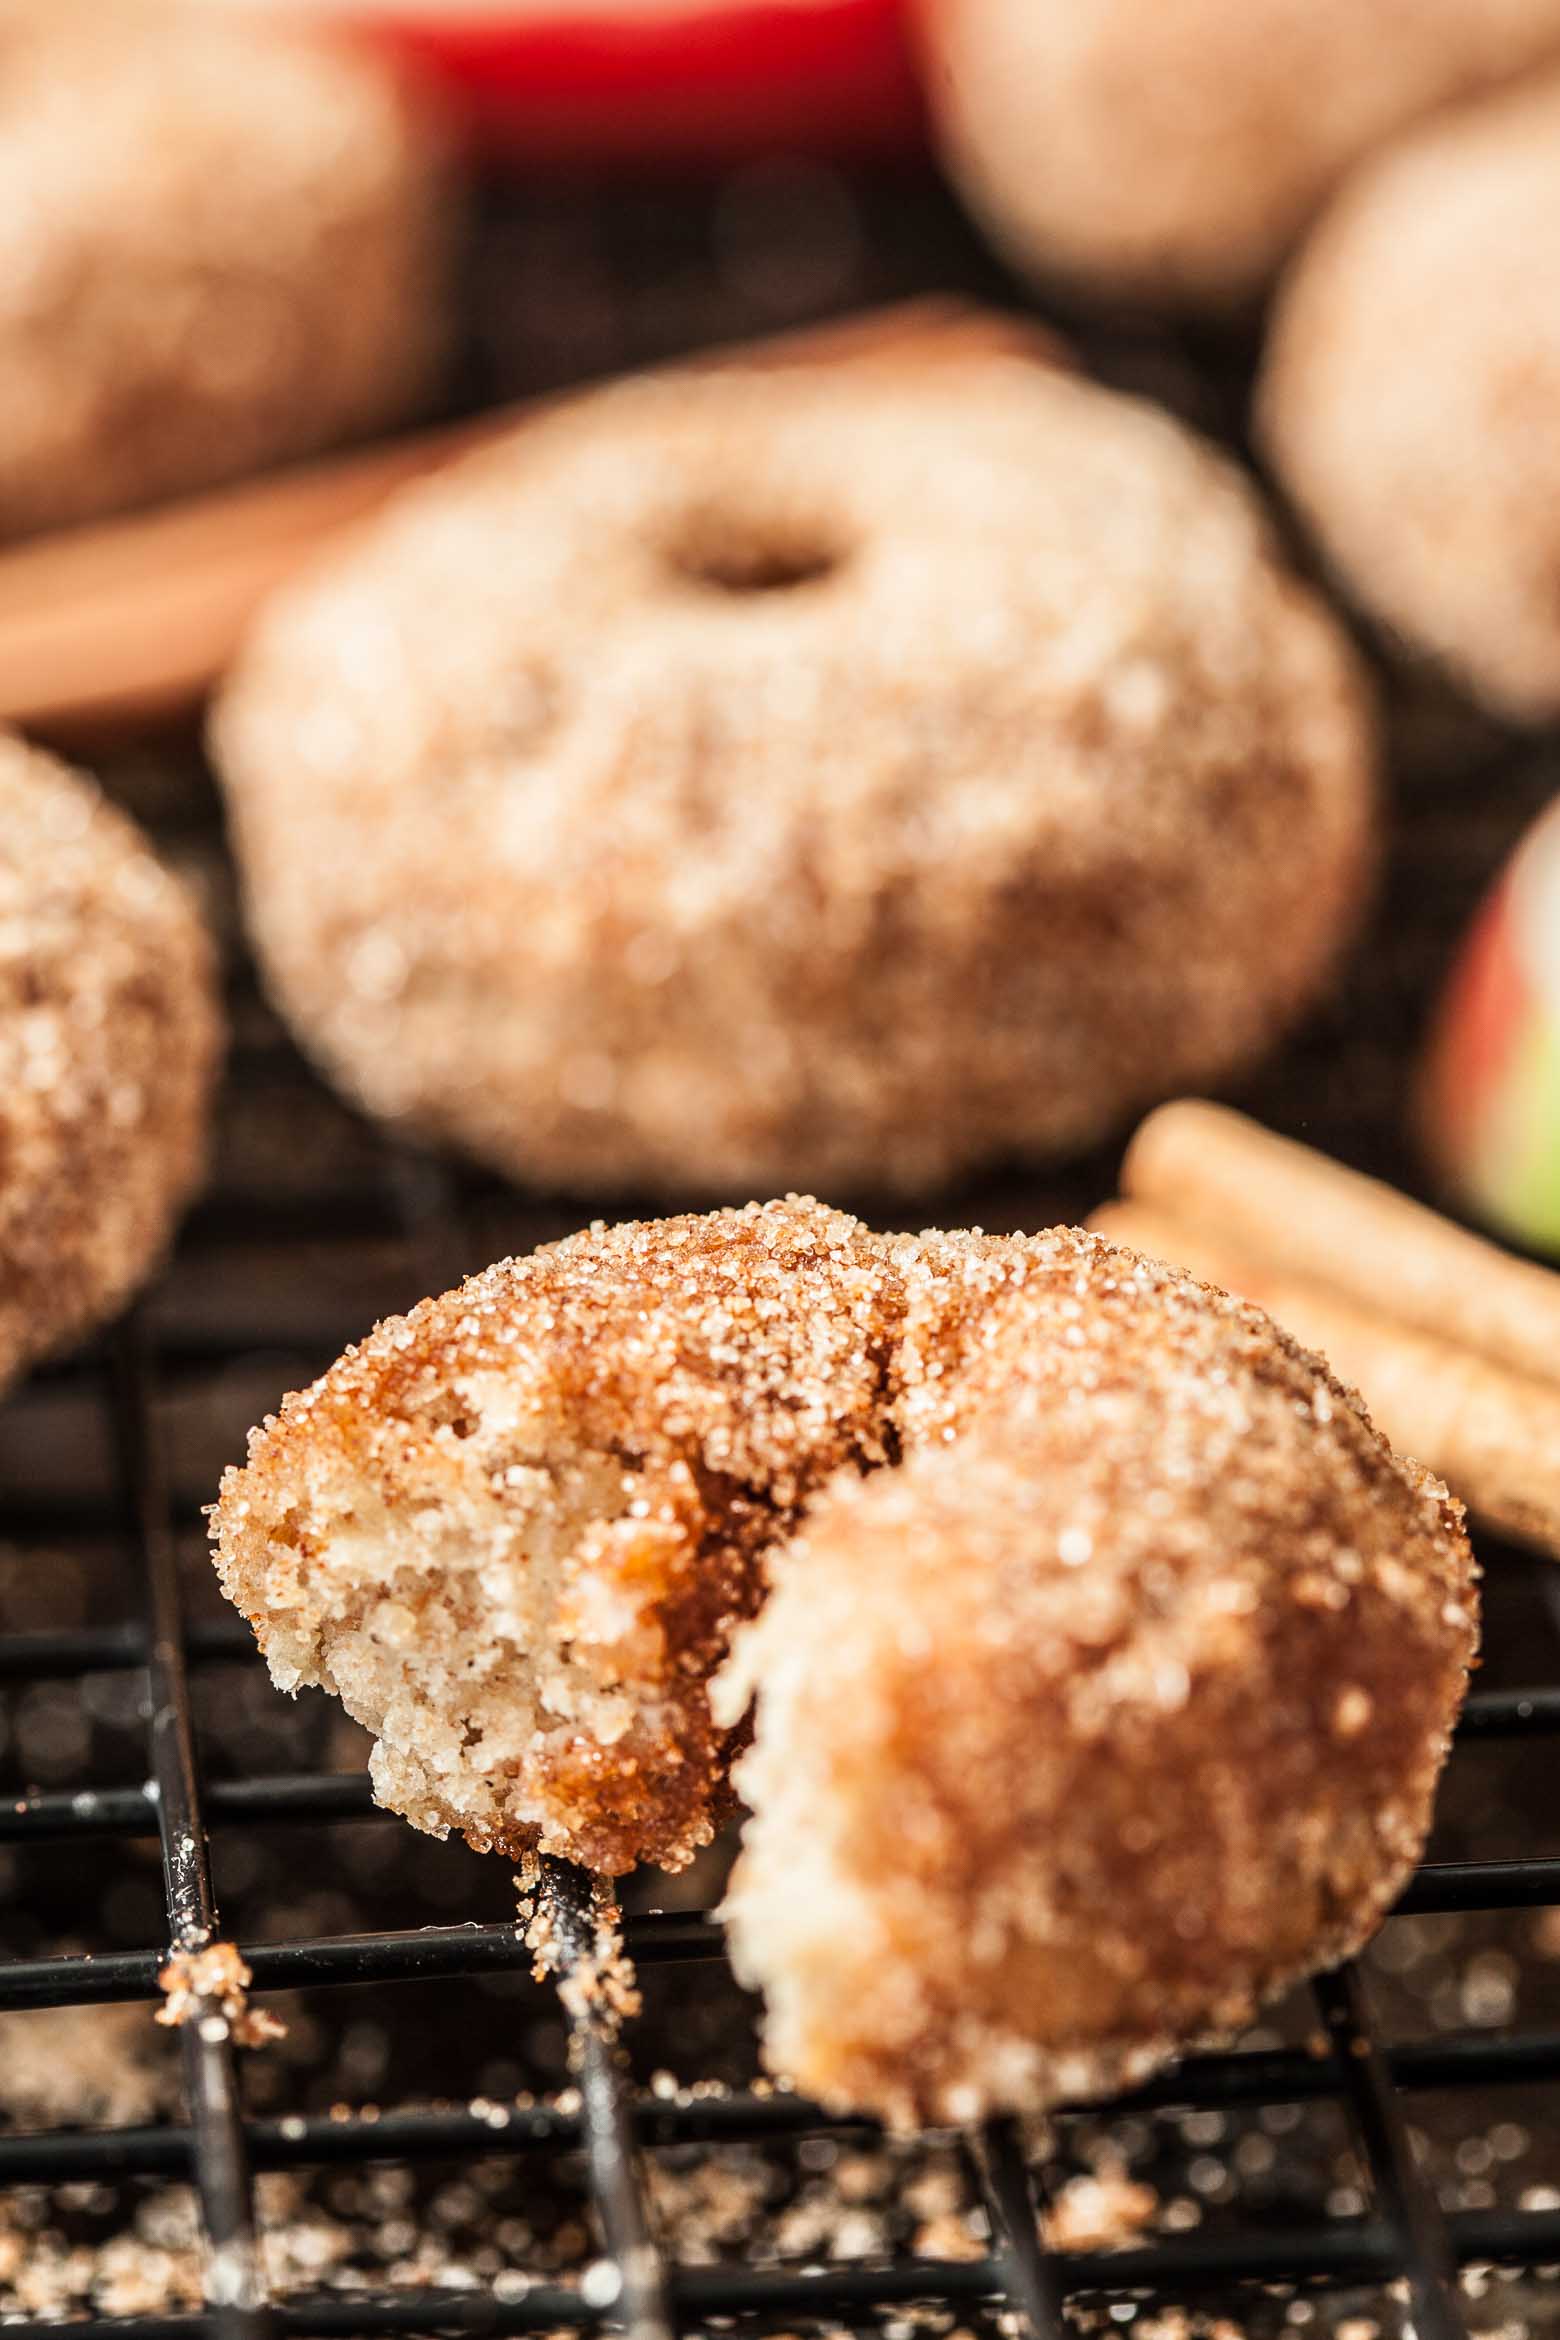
[1,298,1061,739]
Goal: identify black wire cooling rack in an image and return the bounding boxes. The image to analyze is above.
[5,167,1560,2340]
[2,809,1560,2340]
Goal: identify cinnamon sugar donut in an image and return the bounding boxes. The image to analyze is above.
[720,1226,1476,2127]
[210,1186,1474,2111]
[0,738,220,1392]
[0,2,452,540]
[213,344,1375,1198]
[916,0,1560,310]
[1259,74,1560,723]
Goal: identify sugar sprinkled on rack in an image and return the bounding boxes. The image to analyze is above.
[156,1940,286,2049]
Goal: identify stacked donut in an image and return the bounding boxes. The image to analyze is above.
[212,1198,1476,2128]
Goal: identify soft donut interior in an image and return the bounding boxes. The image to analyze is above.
[212,1199,900,1875]
[230,1394,832,1878]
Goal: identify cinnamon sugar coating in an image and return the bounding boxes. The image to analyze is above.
[212,344,1374,1199]
[0,739,220,1393]
[212,1194,1474,2106]
[721,1227,1476,2127]
[0,2,452,540]
[916,0,1560,310]
[1260,74,1560,723]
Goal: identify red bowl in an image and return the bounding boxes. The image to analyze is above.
[292,0,924,163]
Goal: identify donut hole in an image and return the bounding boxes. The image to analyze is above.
[666,509,845,599]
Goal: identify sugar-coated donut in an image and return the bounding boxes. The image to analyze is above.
[210,1185,1474,2092]
[1260,75,1560,723]
[212,342,1375,1198]
[720,1227,1477,2128]
[0,738,220,1392]
[0,2,452,540]
[915,0,1560,310]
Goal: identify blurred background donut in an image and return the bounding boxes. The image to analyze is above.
[1260,73,1560,724]
[0,0,455,539]
[913,0,1560,310]
[210,340,1377,1198]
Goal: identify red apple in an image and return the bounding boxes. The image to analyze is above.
[211,0,924,162]
[1421,792,1560,1255]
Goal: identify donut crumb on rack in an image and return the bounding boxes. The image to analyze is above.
[156,1942,286,2049]
[524,1881,642,2035]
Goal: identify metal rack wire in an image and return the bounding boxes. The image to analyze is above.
[4,177,1560,2340]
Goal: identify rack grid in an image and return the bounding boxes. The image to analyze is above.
[3,906,1559,2340]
